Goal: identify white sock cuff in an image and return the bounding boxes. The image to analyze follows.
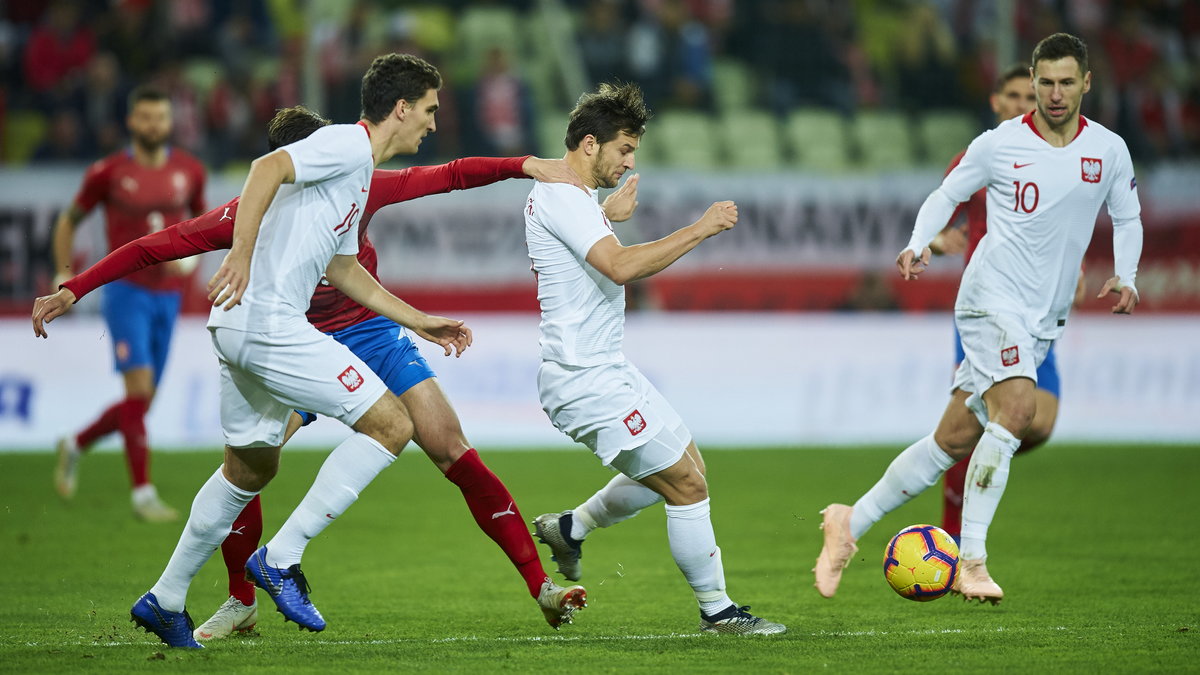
[983,422,1020,454]
[665,498,711,520]
[922,434,957,471]
[216,468,259,501]
[357,433,397,462]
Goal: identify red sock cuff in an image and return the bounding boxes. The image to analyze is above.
[445,448,485,486]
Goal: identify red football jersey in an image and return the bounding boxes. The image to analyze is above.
[64,156,529,332]
[943,149,987,264]
[72,147,207,290]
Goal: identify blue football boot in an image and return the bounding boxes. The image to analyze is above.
[130,592,203,648]
[245,546,326,631]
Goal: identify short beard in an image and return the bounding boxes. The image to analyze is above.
[132,134,166,153]
[593,169,617,189]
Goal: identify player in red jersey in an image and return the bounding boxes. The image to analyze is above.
[927,64,1086,544]
[50,85,207,522]
[34,105,637,638]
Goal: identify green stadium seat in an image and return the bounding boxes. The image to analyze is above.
[537,112,569,158]
[853,111,916,171]
[720,110,784,170]
[711,58,755,113]
[3,110,48,165]
[183,59,223,101]
[920,109,981,167]
[785,108,851,172]
[653,110,719,169]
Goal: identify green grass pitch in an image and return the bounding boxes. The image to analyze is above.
[0,443,1196,673]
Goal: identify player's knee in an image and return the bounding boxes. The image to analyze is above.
[1020,421,1054,452]
[357,396,413,456]
[933,428,978,460]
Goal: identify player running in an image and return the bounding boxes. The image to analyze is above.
[927,63,1086,543]
[51,85,206,522]
[814,33,1143,604]
[111,53,477,648]
[526,82,785,635]
[33,103,629,638]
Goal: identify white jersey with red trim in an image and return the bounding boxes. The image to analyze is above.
[525,181,625,367]
[208,123,373,333]
[906,113,1143,340]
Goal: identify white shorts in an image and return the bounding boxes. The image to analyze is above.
[210,321,389,448]
[538,359,692,475]
[952,310,1053,426]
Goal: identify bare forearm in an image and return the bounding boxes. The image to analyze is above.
[231,155,288,254]
[326,258,426,329]
[52,208,81,278]
[613,224,708,284]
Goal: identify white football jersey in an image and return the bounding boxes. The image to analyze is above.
[525,181,625,367]
[908,113,1142,339]
[209,123,373,333]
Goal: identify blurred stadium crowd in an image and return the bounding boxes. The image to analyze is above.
[1,0,1198,172]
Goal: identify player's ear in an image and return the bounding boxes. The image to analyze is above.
[1081,71,1092,95]
[394,98,407,123]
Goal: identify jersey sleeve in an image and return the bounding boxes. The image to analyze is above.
[282,125,371,185]
[60,199,238,300]
[905,132,994,254]
[366,157,528,214]
[71,159,111,214]
[536,186,612,260]
[1105,139,1143,293]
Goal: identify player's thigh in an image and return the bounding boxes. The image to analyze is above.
[350,390,413,455]
[223,444,282,492]
[400,378,469,472]
[933,387,984,459]
[980,376,1038,434]
[212,323,390,446]
[101,280,156,374]
[955,311,1045,431]
[539,360,690,469]
[213,349,294,450]
[628,427,707,506]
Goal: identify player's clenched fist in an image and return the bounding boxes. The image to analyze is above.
[699,200,738,235]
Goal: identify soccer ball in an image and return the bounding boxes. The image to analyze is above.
[882,524,960,601]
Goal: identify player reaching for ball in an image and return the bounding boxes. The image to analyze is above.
[813,32,1143,604]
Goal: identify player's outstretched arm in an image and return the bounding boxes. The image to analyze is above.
[601,173,639,223]
[586,200,736,285]
[521,157,586,192]
[209,151,294,310]
[31,287,77,338]
[324,255,472,357]
[1097,275,1139,315]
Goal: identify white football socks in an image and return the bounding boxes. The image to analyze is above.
[150,467,257,612]
[664,498,734,616]
[570,473,663,541]
[960,422,1020,560]
[850,434,956,540]
[265,433,395,568]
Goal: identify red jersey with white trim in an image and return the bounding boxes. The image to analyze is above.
[943,149,987,264]
[63,157,529,332]
[907,113,1142,339]
[72,147,206,290]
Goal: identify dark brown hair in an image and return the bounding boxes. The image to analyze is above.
[564,82,652,151]
[1032,33,1089,76]
[267,106,332,150]
[360,53,442,123]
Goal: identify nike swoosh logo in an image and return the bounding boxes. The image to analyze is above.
[256,557,283,596]
[1013,162,1034,169]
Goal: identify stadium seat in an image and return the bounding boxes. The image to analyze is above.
[919,109,981,167]
[711,58,755,113]
[183,59,223,101]
[720,110,784,170]
[852,111,916,171]
[3,110,48,164]
[654,111,720,169]
[455,5,522,83]
[537,112,569,159]
[785,108,851,172]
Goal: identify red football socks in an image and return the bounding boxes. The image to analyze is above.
[941,454,971,537]
[74,401,123,451]
[446,449,549,597]
[116,397,151,487]
[222,494,263,606]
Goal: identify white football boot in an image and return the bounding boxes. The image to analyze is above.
[193,596,258,640]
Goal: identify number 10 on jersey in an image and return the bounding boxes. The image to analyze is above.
[1013,181,1040,213]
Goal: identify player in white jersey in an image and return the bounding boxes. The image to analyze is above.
[813,33,1143,604]
[526,83,785,636]
[129,54,472,648]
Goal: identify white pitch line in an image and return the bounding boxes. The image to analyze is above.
[9,625,1073,649]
